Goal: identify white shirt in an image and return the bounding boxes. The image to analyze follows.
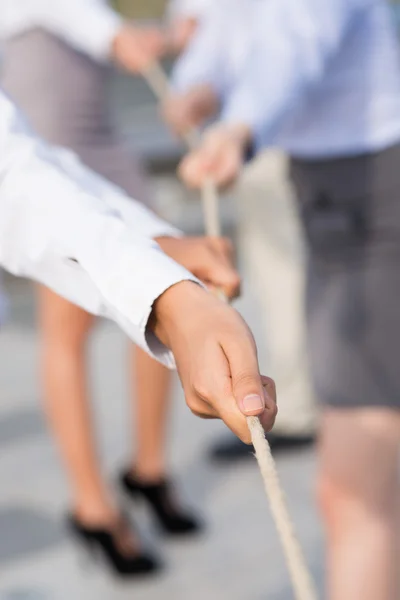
[0,90,197,367]
[172,0,255,98]
[0,0,122,62]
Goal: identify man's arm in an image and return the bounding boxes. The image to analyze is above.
[178,0,363,190]
[171,0,249,99]
[221,0,360,148]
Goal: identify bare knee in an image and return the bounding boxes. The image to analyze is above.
[317,409,400,534]
[316,472,351,534]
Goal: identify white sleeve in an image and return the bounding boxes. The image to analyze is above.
[171,0,253,100]
[52,147,182,240]
[171,4,228,97]
[0,91,198,367]
[1,0,123,63]
[221,0,360,147]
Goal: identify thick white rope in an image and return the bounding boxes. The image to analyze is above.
[143,62,318,600]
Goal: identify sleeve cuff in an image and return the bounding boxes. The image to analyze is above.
[97,241,202,368]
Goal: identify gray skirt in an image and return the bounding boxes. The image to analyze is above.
[290,143,400,409]
[1,29,152,206]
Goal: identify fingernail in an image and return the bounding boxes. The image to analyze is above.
[242,394,264,414]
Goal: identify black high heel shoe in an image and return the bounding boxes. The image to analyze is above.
[67,514,160,578]
[120,470,202,536]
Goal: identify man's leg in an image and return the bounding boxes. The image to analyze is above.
[318,408,400,600]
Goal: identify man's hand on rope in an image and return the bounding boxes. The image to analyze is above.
[162,85,219,138]
[151,281,277,443]
[167,17,200,54]
[179,124,253,190]
[112,24,166,74]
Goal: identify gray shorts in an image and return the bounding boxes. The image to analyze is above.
[1,29,152,206]
[290,143,400,409]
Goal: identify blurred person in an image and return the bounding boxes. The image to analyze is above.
[178,0,400,598]
[163,0,317,459]
[1,0,213,574]
[0,89,278,575]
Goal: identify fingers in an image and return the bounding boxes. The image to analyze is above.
[162,97,197,137]
[178,131,225,188]
[199,240,240,299]
[178,127,244,190]
[114,26,166,74]
[178,145,241,190]
[224,326,278,434]
[259,376,278,433]
[208,236,235,261]
[178,149,210,189]
[185,343,255,443]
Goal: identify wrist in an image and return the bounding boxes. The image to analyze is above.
[224,123,253,150]
[188,85,220,119]
[149,281,210,347]
[205,123,253,155]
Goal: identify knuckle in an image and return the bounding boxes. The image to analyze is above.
[191,379,211,403]
[233,369,259,389]
[186,394,205,417]
[221,237,234,254]
[229,272,241,290]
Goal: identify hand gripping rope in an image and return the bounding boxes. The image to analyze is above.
[143,62,318,600]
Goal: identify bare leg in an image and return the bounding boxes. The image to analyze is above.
[37,286,118,525]
[317,408,400,600]
[130,345,173,481]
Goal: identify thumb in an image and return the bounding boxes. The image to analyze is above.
[227,327,277,431]
[226,330,266,416]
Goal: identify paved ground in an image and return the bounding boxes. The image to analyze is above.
[0,277,323,600]
[0,74,324,599]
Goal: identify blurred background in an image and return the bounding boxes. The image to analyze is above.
[0,1,399,599]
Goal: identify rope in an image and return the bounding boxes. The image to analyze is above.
[143,62,318,600]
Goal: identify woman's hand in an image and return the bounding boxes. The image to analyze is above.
[151,281,277,443]
[155,236,240,300]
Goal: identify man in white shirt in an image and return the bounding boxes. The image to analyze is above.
[0,89,277,439]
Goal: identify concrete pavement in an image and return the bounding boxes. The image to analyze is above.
[0,262,323,600]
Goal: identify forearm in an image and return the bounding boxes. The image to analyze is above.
[52,147,182,240]
[0,94,197,364]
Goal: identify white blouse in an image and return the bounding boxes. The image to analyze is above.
[0,90,198,367]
